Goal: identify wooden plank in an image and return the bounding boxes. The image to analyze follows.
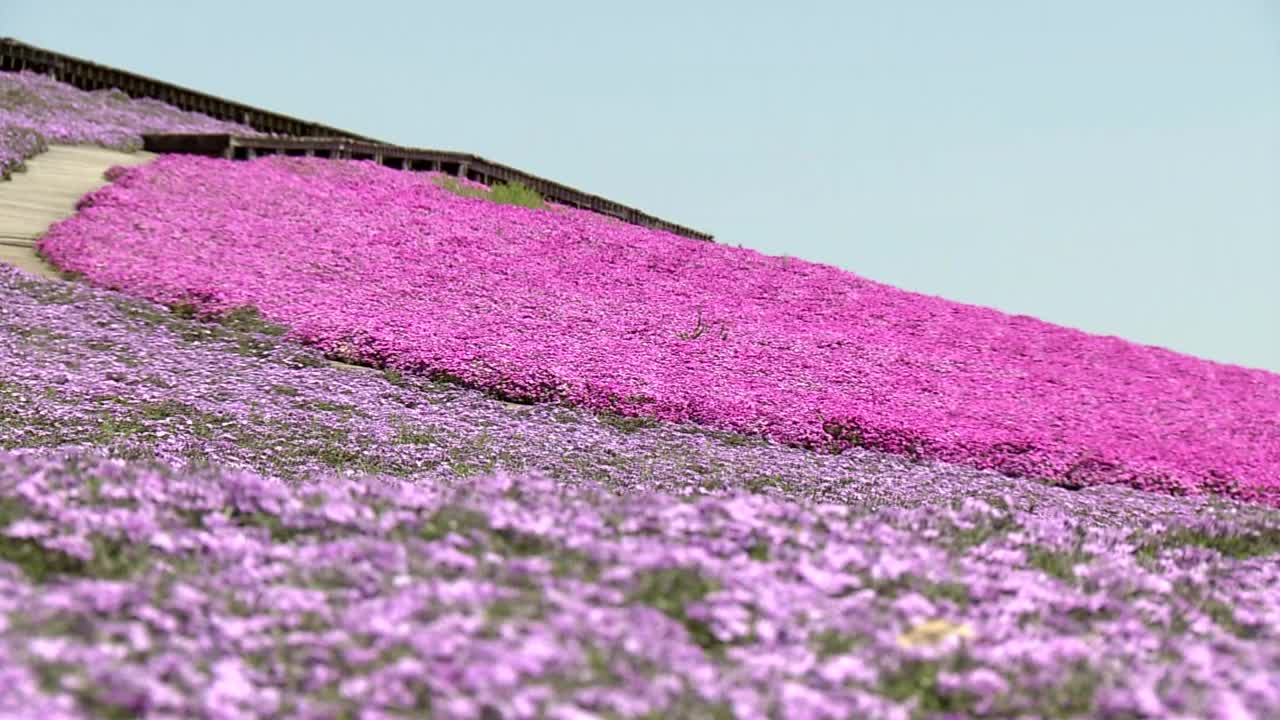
[136,133,713,241]
[0,145,156,273]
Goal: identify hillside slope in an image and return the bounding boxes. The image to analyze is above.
[38,155,1280,507]
[2,63,1279,719]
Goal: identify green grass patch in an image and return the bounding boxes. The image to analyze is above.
[395,423,439,446]
[598,412,659,434]
[0,495,150,583]
[306,443,396,475]
[626,566,723,655]
[229,509,316,543]
[417,505,491,543]
[219,306,288,336]
[1027,544,1093,583]
[919,580,973,608]
[811,628,867,660]
[0,535,90,582]
[878,659,975,717]
[138,400,199,420]
[435,176,545,210]
[448,460,494,477]
[1136,525,1280,561]
[945,514,1020,553]
[1201,598,1258,639]
[488,181,545,209]
[301,400,359,415]
[743,474,795,494]
[1025,663,1102,718]
[483,587,549,635]
[92,415,149,444]
[862,573,972,608]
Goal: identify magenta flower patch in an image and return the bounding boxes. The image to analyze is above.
[38,155,1280,507]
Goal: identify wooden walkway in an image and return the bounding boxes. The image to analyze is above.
[0,145,155,279]
[0,144,393,380]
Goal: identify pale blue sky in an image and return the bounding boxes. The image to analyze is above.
[5,1,1278,372]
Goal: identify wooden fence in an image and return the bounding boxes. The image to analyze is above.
[143,134,713,241]
[3,38,712,240]
[1,37,371,140]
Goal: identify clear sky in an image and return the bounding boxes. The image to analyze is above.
[5,1,1278,372]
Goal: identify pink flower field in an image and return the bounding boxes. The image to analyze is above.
[38,155,1280,507]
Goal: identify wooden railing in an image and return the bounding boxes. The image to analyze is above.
[1,37,372,140]
[2,37,712,241]
[142,134,714,241]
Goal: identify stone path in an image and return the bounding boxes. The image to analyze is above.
[0,145,155,279]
